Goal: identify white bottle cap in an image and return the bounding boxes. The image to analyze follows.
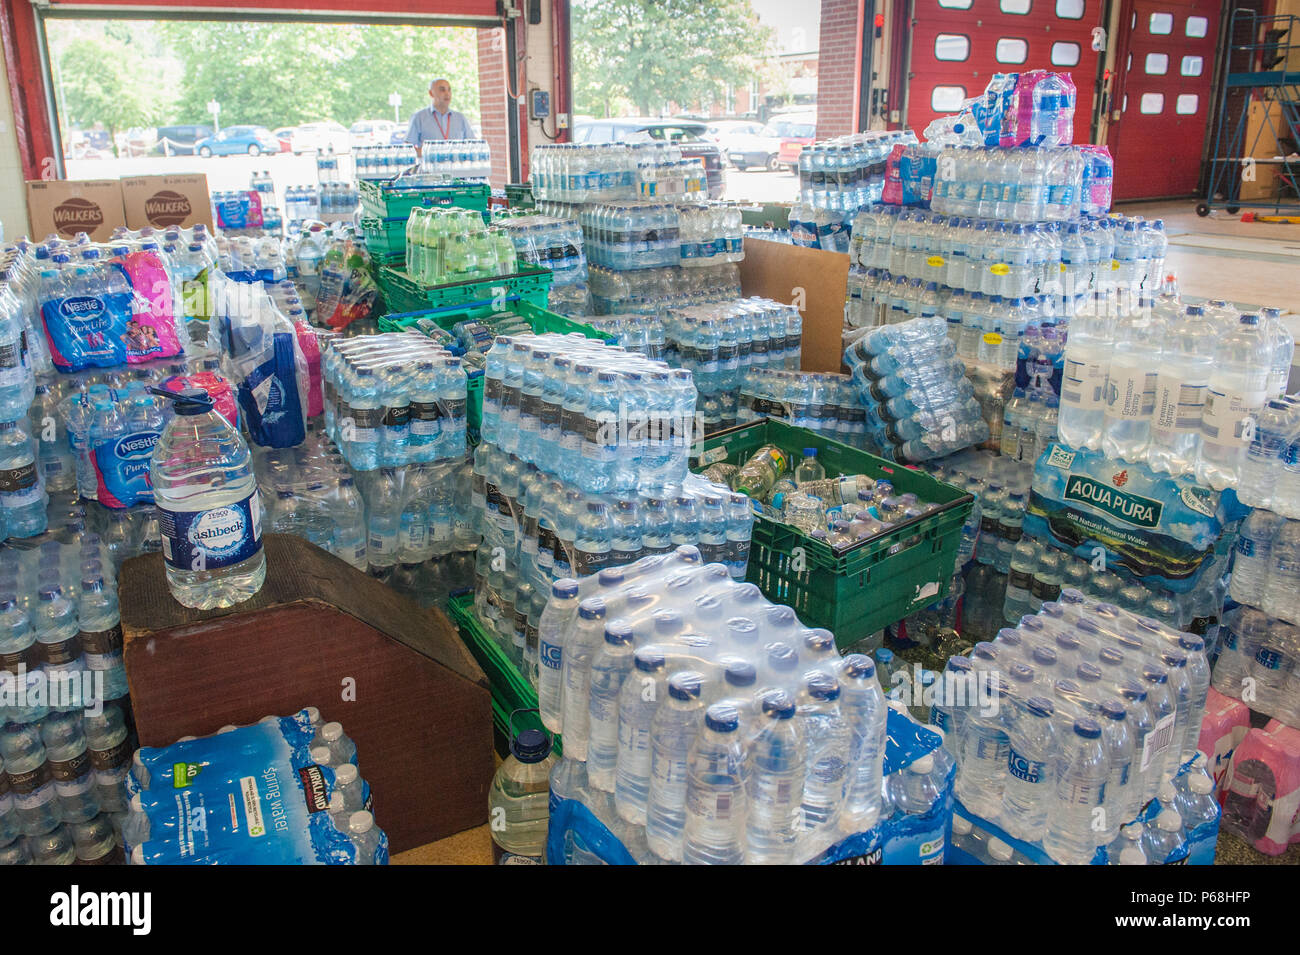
[952,815,973,836]
[217,725,238,734]
[1157,809,1183,832]
[1119,847,1146,865]
[304,706,322,725]
[321,721,344,743]
[1189,774,1214,795]
[348,810,374,834]
[311,746,332,765]
[988,838,1014,862]
[911,754,935,775]
[1157,781,1177,805]
[335,763,359,787]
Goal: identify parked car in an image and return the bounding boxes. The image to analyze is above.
[291,121,351,155]
[572,118,725,198]
[349,120,398,149]
[195,125,282,157]
[152,124,214,156]
[272,128,296,152]
[771,115,818,171]
[708,120,785,172]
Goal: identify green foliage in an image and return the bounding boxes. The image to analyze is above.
[572,0,773,117]
[48,20,479,133]
[52,33,163,147]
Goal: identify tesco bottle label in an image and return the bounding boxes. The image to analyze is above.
[158,491,263,572]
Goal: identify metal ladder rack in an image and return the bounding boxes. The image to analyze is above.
[1200,10,1300,217]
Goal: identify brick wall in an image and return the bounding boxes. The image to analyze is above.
[816,0,861,139]
[476,27,511,188]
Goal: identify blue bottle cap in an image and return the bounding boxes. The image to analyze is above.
[760,691,796,719]
[705,703,741,733]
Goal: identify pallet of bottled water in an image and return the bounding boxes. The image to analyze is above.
[539,545,955,864]
[938,589,1218,864]
[123,708,387,865]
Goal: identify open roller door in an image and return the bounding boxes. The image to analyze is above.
[0,0,507,183]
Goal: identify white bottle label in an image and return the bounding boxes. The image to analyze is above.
[1152,374,1208,432]
[1200,387,1266,448]
[1062,357,1107,409]
[1105,364,1149,420]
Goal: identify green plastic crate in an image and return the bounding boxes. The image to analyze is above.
[448,593,559,757]
[694,418,974,646]
[374,262,554,316]
[377,299,611,443]
[358,178,490,221]
[505,183,535,209]
[359,216,407,266]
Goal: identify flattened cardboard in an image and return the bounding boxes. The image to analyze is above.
[122,173,215,231]
[25,179,126,243]
[740,237,850,374]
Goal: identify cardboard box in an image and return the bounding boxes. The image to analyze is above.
[1239,100,1284,201]
[121,173,214,231]
[740,237,850,374]
[25,178,126,242]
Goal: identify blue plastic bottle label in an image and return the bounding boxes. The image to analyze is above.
[91,429,160,509]
[158,490,263,572]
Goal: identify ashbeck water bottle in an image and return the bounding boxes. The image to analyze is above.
[149,388,265,610]
[1196,315,1271,491]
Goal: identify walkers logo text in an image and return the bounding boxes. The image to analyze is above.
[144,190,192,227]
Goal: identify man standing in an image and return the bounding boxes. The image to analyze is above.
[406,78,476,150]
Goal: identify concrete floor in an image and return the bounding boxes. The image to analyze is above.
[1118,199,1300,318]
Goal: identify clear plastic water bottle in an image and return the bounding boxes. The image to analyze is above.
[1196,314,1271,491]
[1230,509,1284,607]
[745,690,805,863]
[1141,808,1187,863]
[1147,304,1216,477]
[682,702,748,865]
[614,646,667,825]
[538,579,579,732]
[1262,519,1300,625]
[149,388,265,610]
[487,723,557,864]
[1042,717,1107,864]
[1000,695,1058,843]
[646,670,706,862]
[41,711,99,824]
[586,622,636,792]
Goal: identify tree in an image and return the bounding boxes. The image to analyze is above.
[52,34,165,153]
[571,0,773,117]
[156,22,480,130]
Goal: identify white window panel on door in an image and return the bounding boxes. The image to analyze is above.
[1181,55,1203,76]
[931,86,968,112]
[1052,41,1081,66]
[938,0,974,8]
[1139,92,1165,114]
[1186,16,1208,37]
[996,38,1030,63]
[1145,52,1169,74]
[935,34,971,60]
[1149,12,1174,34]
[1000,0,1032,13]
[1056,0,1085,18]
[1176,94,1199,114]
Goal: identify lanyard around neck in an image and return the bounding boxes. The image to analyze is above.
[430,108,451,139]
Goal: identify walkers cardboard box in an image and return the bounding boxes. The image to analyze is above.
[122,174,214,232]
[25,178,126,243]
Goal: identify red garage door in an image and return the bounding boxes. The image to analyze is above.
[1105,0,1221,200]
[907,0,1105,137]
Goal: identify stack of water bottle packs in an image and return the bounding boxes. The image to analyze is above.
[529,143,639,204]
[124,709,387,865]
[1057,293,1293,490]
[587,262,741,317]
[539,546,954,864]
[663,297,803,434]
[0,527,133,865]
[354,144,419,180]
[737,369,868,448]
[494,212,592,317]
[844,315,989,462]
[788,129,914,253]
[1215,508,1300,726]
[417,139,493,181]
[580,314,666,359]
[940,588,1219,864]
